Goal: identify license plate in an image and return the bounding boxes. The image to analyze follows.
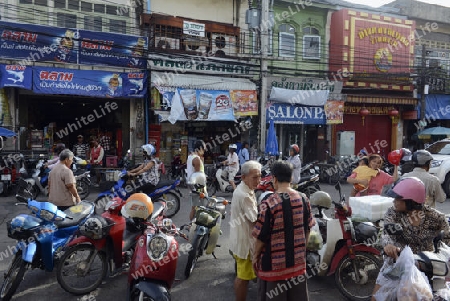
[1,174,11,181]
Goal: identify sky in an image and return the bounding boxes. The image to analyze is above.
[345,0,450,8]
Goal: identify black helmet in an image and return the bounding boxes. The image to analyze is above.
[79,215,109,239]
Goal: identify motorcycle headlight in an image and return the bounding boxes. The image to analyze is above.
[147,235,168,261]
[431,160,443,168]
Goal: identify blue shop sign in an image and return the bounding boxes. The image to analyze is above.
[0,64,32,89]
[266,103,326,124]
[33,67,147,98]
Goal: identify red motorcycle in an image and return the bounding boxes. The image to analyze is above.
[126,218,188,300]
[56,193,165,295]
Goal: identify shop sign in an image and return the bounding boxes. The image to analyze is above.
[148,54,255,76]
[0,64,32,89]
[344,106,392,115]
[32,67,147,98]
[324,101,344,124]
[268,76,343,93]
[230,90,258,116]
[0,20,147,68]
[266,103,326,124]
[183,21,205,37]
[168,89,235,124]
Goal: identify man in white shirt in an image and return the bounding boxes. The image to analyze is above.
[222,144,240,190]
[229,160,261,301]
[402,149,446,207]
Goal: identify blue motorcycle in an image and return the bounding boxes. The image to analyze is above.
[0,179,95,301]
[94,169,182,217]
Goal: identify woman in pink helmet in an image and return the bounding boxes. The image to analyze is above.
[371,177,449,300]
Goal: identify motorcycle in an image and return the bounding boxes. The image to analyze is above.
[206,155,241,195]
[0,178,95,301]
[259,183,382,301]
[169,152,187,187]
[20,159,49,199]
[56,194,166,295]
[383,223,450,299]
[0,154,18,197]
[255,161,321,201]
[74,170,91,200]
[94,169,182,218]
[183,190,229,279]
[126,218,188,300]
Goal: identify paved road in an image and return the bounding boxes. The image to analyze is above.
[0,182,449,301]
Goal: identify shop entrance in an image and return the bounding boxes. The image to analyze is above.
[19,94,130,156]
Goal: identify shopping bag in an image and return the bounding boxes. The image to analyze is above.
[307,222,323,251]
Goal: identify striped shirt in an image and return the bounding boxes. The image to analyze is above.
[252,190,314,281]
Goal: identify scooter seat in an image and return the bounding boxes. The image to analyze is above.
[54,202,94,228]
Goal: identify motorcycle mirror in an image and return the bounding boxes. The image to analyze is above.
[384,223,403,236]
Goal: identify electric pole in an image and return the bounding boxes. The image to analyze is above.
[420,44,426,122]
[259,0,269,152]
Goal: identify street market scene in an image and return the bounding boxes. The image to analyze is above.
[1,0,450,300]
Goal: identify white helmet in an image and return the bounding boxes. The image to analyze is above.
[229,144,237,151]
[189,172,207,191]
[141,144,156,156]
[309,191,332,209]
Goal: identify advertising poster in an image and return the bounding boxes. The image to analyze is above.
[168,89,235,123]
[324,100,344,124]
[32,67,147,98]
[0,64,32,89]
[0,21,77,64]
[230,90,258,116]
[79,30,147,68]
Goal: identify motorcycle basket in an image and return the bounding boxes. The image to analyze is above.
[6,220,38,240]
[194,207,221,228]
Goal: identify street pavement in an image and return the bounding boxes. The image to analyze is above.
[0,182,450,301]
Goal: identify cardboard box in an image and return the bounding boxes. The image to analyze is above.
[349,195,394,221]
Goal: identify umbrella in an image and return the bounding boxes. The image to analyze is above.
[0,127,16,137]
[265,119,279,155]
[416,126,450,140]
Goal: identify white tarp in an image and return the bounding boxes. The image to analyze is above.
[269,87,329,106]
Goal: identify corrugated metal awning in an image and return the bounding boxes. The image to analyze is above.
[346,95,417,105]
[151,71,256,91]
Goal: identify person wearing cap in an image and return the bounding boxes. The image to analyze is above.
[401,150,446,208]
[72,135,89,160]
[371,177,449,300]
[222,144,239,190]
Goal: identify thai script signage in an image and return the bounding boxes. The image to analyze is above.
[183,21,205,37]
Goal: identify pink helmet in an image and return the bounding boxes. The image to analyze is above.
[386,177,426,204]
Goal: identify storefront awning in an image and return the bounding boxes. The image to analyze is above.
[346,95,417,105]
[151,72,256,91]
[269,87,329,106]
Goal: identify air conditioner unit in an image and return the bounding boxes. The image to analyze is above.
[185,43,207,54]
[211,34,237,57]
[154,37,180,50]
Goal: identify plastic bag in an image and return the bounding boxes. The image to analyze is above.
[397,247,433,301]
[307,223,323,251]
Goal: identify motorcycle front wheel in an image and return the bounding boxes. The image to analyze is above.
[0,252,27,301]
[77,180,90,200]
[57,244,108,295]
[184,235,201,279]
[334,252,381,301]
[158,192,180,218]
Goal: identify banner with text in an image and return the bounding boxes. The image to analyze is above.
[168,89,235,123]
[230,90,258,116]
[0,21,148,68]
[266,103,326,124]
[32,67,147,98]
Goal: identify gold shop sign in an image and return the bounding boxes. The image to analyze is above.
[345,106,391,115]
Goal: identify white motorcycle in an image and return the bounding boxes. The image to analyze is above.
[206,155,241,196]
